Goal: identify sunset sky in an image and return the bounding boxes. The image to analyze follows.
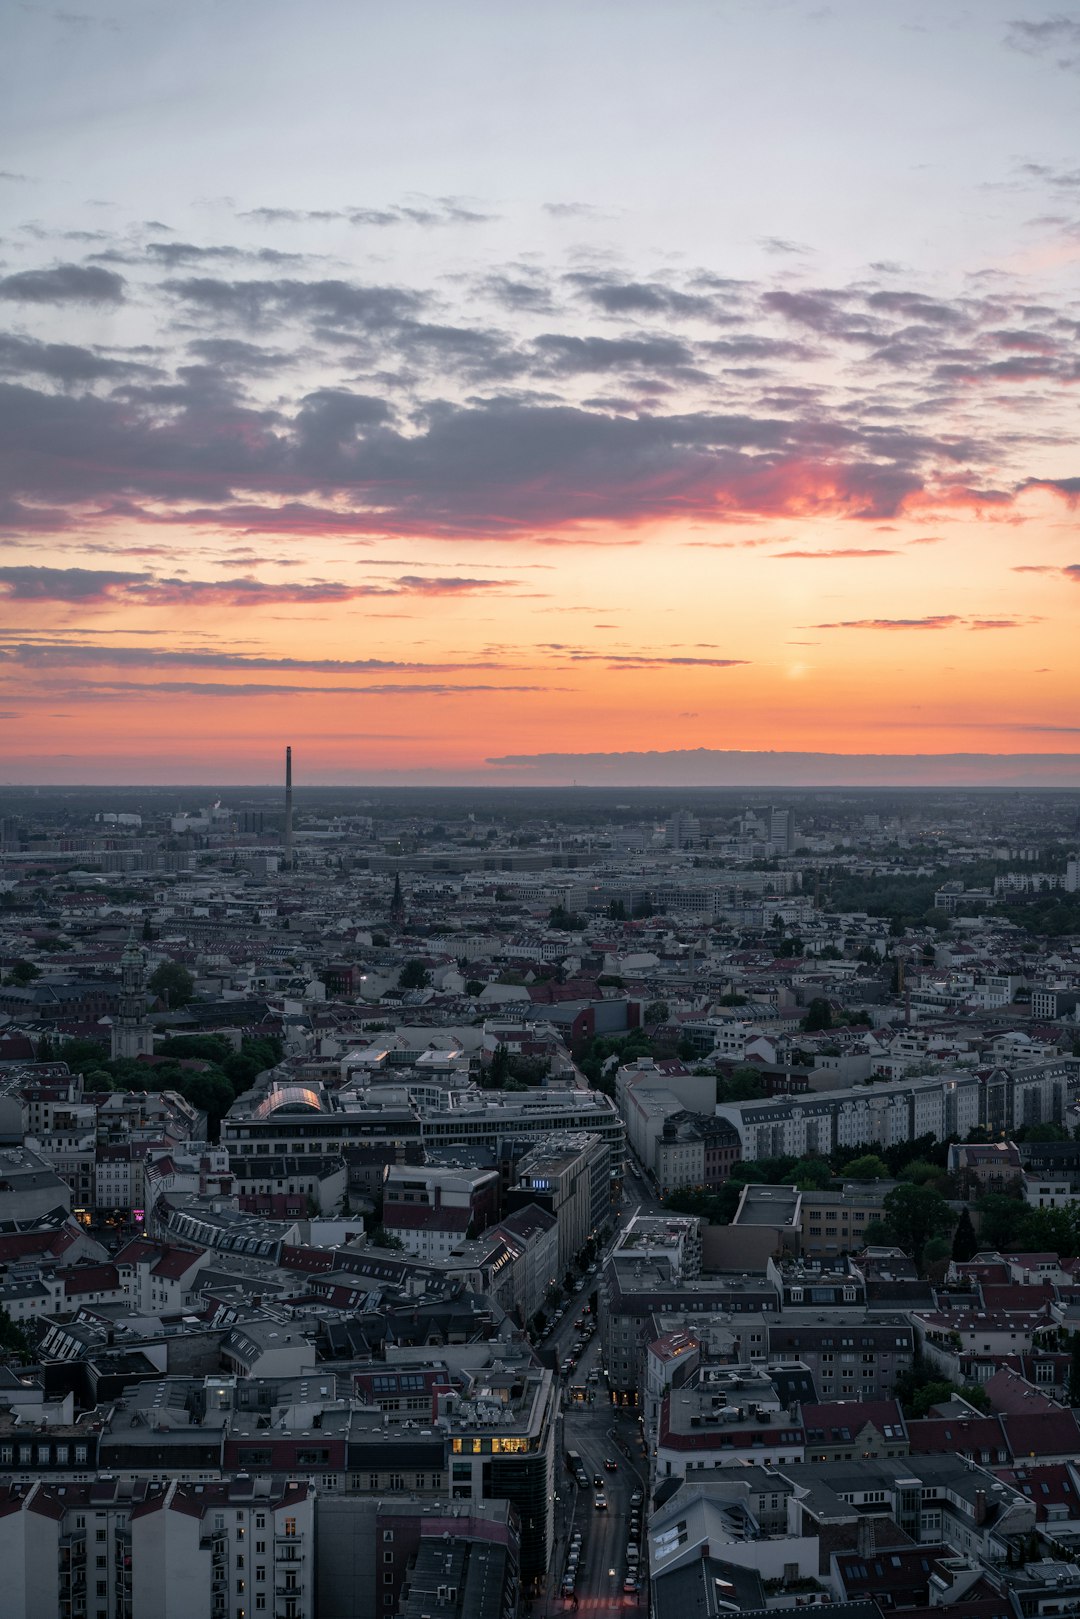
[1,0,1079,785]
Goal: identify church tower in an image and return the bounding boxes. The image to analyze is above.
[111,928,154,1061]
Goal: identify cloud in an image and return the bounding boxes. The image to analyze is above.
[531,332,700,375]
[0,641,515,674]
[144,241,307,268]
[1006,14,1080,71]
[162,274,422,329]
[0,566,519,607]
[543,202,605,219]
[565,272,730,321]
[18,678,549,699]
[772,547,898,559]
[483,746,1080,786]
[0,333,154,384]
[759,236,811,255]
[1021,476,1080,503]
[0,264,125,304]
[239,197,494,228]
[811,616,962,629]
[811,614,1031,631]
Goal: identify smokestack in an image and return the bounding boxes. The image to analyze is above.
[285,745,294,870]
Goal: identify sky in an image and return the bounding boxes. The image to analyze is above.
[1,0,1079,787]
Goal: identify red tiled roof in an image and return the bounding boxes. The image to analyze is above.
[907,1415,1005,1455]
[1001,1410,1080,1458]
[803,1398,906,1437]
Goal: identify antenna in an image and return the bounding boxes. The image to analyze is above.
[285,745,294,871]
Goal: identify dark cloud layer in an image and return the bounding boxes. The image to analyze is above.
[0,233,1072,548]
[0,264,125,304]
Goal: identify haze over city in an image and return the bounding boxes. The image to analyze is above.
[2,0,1079,784]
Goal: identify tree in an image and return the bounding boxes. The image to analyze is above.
[183,1069,235,1137]
[717,1066,766,1104]
[862,1219,893,1247]
[845,1154,890,1181]
[951,1206,979,1263]
[485,1044,511,1089]
[148,959,195,1008]
[802,997,833,1032]
[792,1156,833,1190]
[1068,1334,1080,1408]
[901,1158,947,1187]
[608,899,627,921]
[976,1192,1028,1252]
[882,1182,953,1265]
[0,1304,33,1364]
[398,959,430,990]
[644,1000,669,1023]
[7,959,40,985]
[465,979,483,998]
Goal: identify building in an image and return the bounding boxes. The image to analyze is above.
[766,1313,915,1400]
[506,1132,609,1275]
[383,1161,500,1262]
[110,932,154,1062]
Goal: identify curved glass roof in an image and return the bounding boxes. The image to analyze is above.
[252,1084,325,1119]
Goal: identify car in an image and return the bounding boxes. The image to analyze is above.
[627,1546,639,1564]
[593,1473,603,1487]
[573,1318,584,1329]
[623,1576,639,1593]
[594,1492,607,1509]
[604,1457,618,1471]
[630,1490,643,1507]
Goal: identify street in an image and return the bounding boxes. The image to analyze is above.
[532,1161,666,1617]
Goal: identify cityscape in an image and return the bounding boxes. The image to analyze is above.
[0,777,1076,1615]
[3,1,1080,1617]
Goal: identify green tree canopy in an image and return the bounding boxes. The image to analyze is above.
[802,997,833,1031]
[976,1192,1028,1252]
[7,959,41,985]
[791,1156,833,1190]
[951,1206,979,1262]
[717,1066,766,1103]
[148,959,195,1007]
[398,959,431,990]
[845,1154,891,1180]
[882,1182,954,1265]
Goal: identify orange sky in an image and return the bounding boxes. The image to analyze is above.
[2,2,1079,783]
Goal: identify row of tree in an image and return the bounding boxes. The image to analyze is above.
[57,1031,282,1138]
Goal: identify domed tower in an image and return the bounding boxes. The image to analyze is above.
[111,928,154,1061]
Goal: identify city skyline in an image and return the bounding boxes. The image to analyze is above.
[2,0,1079,784]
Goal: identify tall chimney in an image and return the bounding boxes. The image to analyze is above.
[285,745,294,870]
